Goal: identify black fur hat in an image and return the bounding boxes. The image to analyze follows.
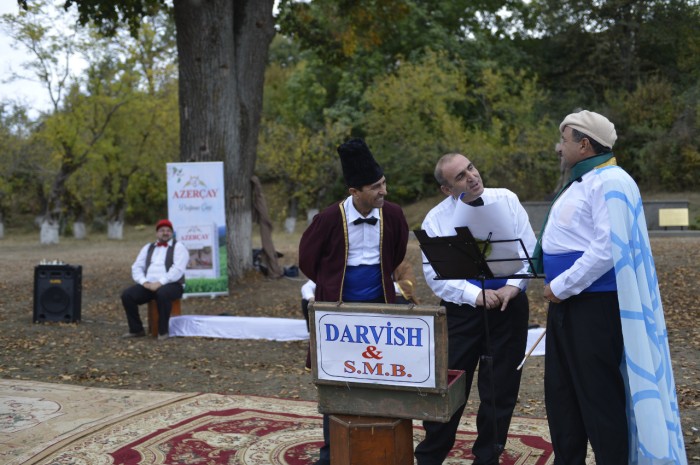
[337,138,384,188]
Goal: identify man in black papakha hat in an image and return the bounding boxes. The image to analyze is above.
[298,138,409,465]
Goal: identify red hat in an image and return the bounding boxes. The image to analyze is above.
[155,219,173,231]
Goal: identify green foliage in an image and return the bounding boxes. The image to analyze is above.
[60,0,168,37]
[361,51,470,201]
[0,104,35,218]
[2,1,178,230]
[5,0,700,232]
[257,119,350,218]
[523,0,700,104]
[461,68,559,199]
[258,38,351,218]
[361,55,558,202]
[606,76,700,192]
[184,277,229,294]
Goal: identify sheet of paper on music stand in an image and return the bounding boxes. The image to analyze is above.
[450,198,525,277]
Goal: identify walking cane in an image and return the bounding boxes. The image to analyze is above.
[517,329,546,371]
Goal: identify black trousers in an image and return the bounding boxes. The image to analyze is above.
[545,292,628,465]
[415,292,529,465]
[121,283,183,335]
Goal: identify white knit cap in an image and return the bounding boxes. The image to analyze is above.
[559,110,617,148]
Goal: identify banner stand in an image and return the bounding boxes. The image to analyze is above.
[167,162,229,297]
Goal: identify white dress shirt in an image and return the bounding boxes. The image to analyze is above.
[343,196,381,266]
[421,188,536,307]
[542,170,614,300]
[301,280,316,300]
[131,239,189,285]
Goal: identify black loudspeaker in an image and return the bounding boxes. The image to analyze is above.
[33,265,82,323]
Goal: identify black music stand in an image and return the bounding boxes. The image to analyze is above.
[413,226,540,458]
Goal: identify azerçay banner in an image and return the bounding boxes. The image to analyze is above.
[315,311,436,388]
[167,162,228,297]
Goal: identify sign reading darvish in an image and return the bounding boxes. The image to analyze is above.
[315,311,436,388]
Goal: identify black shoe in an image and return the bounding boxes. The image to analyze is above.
[121,330,146,339]
[312,460,330,465]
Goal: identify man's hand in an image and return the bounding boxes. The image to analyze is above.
[143,281,162,292]
[476,289,502,309]
[494,285,521,311]
[543,283,561,304]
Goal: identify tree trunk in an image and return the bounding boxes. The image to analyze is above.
[107,220,124,240]
[307,208,319,225]
[174,0,275,281]
[285,196,298,234]
[40,219,60,244]
[40,144,86,244]
[73,222,87,239]
[106,175,129,240]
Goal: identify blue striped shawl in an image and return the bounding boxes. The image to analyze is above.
[599,165,687,465]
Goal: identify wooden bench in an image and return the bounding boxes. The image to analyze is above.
[658,208,689,230]
[147,299,181,337]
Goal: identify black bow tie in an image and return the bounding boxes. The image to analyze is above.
[467,197,484,207]
[353,217,378,226]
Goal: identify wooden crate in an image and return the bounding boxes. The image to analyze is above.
[147,299,181,337]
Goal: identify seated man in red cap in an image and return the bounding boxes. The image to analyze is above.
[120,219,188,340]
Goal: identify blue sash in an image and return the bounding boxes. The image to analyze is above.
[543,251,617,292]
[343,264,383,301]
[466,278,508,290]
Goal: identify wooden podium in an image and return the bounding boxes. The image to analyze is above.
[310,302,466,465]
[330,414,413,465]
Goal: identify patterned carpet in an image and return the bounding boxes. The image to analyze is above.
[1,379,555,465]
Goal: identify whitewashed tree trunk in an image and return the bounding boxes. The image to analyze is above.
[307,208,319,225]
[40,220,60,244]
[107,220,124,240]
[284,217,296,234]
[73,222,87,239]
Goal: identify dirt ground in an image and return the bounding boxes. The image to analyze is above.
[0,228,698,461]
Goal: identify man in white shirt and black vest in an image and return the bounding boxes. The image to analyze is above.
[120,219,189,340]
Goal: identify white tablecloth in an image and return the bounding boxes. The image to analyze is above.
[169,315,309,341]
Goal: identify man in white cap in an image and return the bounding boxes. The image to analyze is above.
[532,110,687,464]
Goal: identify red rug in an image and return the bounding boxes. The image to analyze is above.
[5,384,553,465]
[38,395,553,465]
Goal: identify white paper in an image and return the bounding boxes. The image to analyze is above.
[450,199,526,277]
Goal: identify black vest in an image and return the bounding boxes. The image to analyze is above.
[145,239,185,285]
